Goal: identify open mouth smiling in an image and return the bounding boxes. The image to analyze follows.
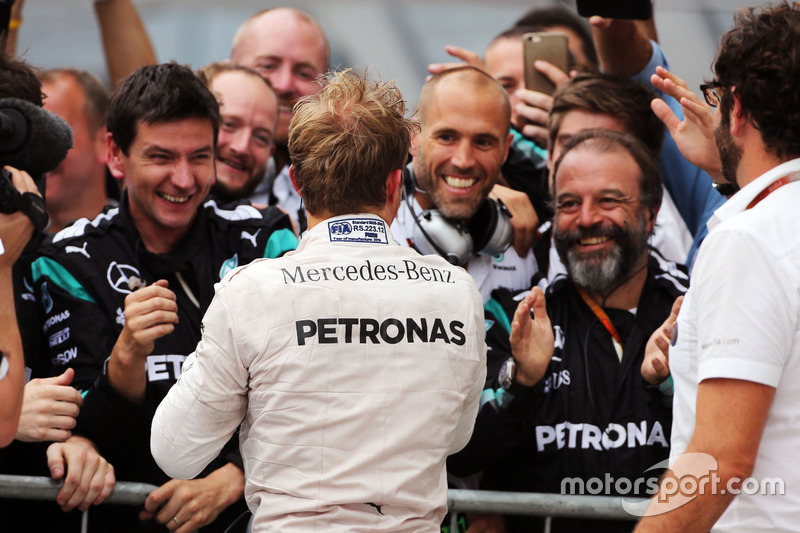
[158,192,191,204]
[443,175,479,189]
[579,235,612,246]
[219,156,250,173]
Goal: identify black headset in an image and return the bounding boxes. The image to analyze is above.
[403,165,513,266]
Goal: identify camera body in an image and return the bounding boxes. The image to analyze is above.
[0,167,20,214]
[0,168,49,246]
[0,96,72,245]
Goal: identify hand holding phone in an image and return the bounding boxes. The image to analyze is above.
[523,32,571,96]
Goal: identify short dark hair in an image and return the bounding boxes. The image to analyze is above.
[553,129,663,214]
[514,6,598,68]
[289,69,417,216]
[0,53,44,106]
[714,2,800,160]
[39,69,110,134]
[107,63,220,155]
[548,73,665,156]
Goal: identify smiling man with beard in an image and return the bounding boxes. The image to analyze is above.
[199,63,279,203]
[392,66,539,302]
[551,149,652,300]
[448,129,689,533]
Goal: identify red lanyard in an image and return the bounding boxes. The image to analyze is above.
[574,283,624,358]
[746,172,800,210]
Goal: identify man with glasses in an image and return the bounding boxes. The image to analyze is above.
[635,4,800,532]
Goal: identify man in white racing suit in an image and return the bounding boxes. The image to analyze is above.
[151,69,486,532]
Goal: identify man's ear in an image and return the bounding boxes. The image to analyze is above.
[289,165,302,196]
[386,168,403,206]
[409,131,419,158]
[93,126,108,166]
[106,132,125,180]
[646,206,659,234]
[729,90,746,137]
[501,131,514,164]
[384,168,404,221]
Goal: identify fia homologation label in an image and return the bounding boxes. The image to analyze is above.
[328,218,389,244]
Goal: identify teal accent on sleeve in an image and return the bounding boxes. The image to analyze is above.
[263,228,298,258]
[484,297,512,335]
[480,387,515,409]
[511,128,548,160]
[658,374,674,396]
[495,388,515,407]
[81,389,90,398]
[479,388,496,409]
[31,257,96,303]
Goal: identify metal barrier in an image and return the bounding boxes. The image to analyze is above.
[447,489,646,533]
[0,475,646,533]
[0,475,157,533]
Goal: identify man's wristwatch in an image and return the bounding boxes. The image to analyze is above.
[499,357,517,391]
[499,357,540,400]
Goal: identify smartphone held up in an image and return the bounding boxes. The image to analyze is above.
[522,32,572,96]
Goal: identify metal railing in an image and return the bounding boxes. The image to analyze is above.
[0,475,647,533]
[0,475,157,533]
[447,489,645,533]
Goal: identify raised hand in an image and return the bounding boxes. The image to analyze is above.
[515,61,570,147]
[650,67,723,181]
[107,279,178,402]
[509,286,554,386]
[427,44,485,78]
[642,295,683,386]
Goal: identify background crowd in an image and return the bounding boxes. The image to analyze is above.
[1,1,797,532]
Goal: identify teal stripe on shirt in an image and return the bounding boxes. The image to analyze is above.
[484,297,512,335]
[31,256,96,303]
[263,228,298,258]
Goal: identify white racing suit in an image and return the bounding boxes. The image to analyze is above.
[152,214,487,532]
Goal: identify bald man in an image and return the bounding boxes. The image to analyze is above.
[229,8,329,228]
[392,66,538,302]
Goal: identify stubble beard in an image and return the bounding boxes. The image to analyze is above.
[714,115,742,192]
[414,163,493,221]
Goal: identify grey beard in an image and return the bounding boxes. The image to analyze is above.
[566,244,626,294]
[555,214,650,294]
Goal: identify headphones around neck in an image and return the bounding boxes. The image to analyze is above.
[403,165,513,266]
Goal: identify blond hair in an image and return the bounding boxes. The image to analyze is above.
[289,69,418,216]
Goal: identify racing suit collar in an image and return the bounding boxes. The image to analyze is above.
[117,190,208,280]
